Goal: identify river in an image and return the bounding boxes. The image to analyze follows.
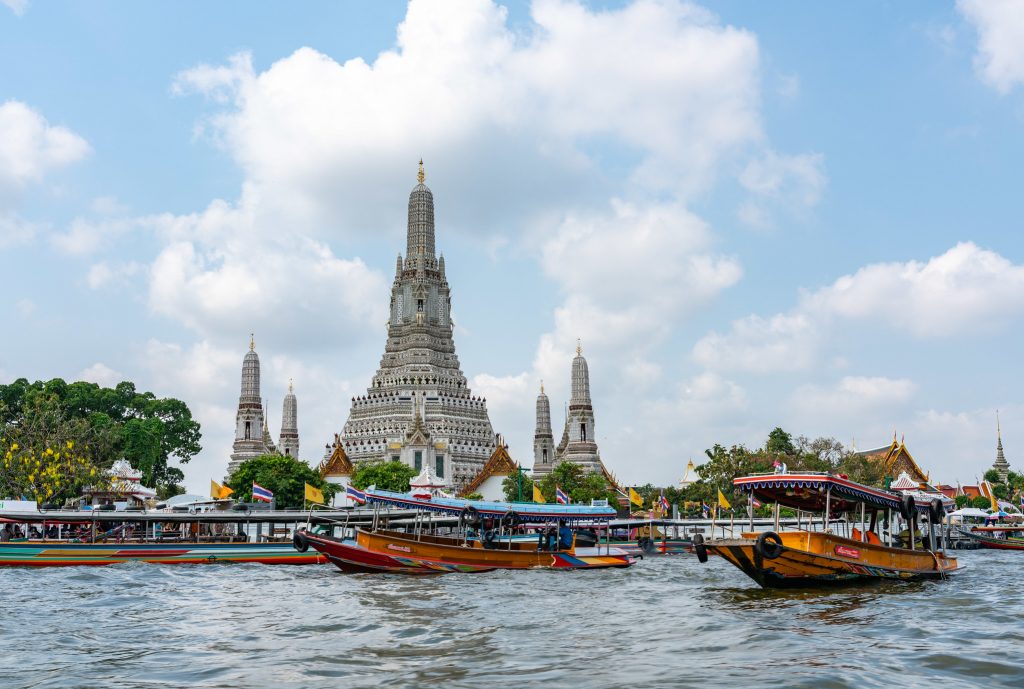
[1,549,1019,688]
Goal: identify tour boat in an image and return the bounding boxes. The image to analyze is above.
[0,539,324,566]
[294,488,635,574]
[696,473,960,588]
[955,525,1024,551]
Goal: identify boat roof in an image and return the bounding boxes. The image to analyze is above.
[365,488,617,523]
[734,473,954,515]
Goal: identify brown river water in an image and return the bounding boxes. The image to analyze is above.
[0,549,1018,688]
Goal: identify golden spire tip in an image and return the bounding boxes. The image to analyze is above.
[576,338,582,356]
[249,333,255,351]
[289,378,294,394]
[417,158,425,185]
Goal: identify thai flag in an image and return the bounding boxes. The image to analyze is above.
[252,483,273,503]
[346,485,367,505]
[751,496,763,508]
[556,486,569,505]
[701,502,710,518]
[658,495,670,511]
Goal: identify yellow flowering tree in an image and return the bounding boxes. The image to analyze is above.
[0,440,109,504]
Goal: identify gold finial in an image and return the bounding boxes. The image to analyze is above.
[997,409,1001,439]
[249,333,255,351]
[540,379,544,394]
[576,338,582,356]
[417,158,425,184]
[900,433,905,445]
[289,378,294,394]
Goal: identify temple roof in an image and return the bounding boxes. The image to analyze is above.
[459,442,518,496]
[856,438,930,484]
[319,435,354,477]
[599,461,622,493]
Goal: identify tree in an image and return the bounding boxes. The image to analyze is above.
[0,378,201,496]
[351,460,417,493]
[971,496,992,510]
[536,461,617,505]
[766,427,796,456]
[463,492,483,501]
[226,454,337,508]
[984,469,1001,484]
[955,494,970,508]
[502,467,533,502]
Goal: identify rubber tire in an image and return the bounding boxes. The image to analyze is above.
[293,531,309,553]
[755,531,784,560]
[501,510,519,529]
[901,494,916,521]
[692,533,708,563]
[638,536,656,554]
[929,498,944,524]
[460,506,481,530]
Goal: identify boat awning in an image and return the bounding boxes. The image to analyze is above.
[733,473,952,515]
[364,489,617,523]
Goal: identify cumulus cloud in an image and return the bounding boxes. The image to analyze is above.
[1,0,27,17]
[86,261,143,289]
[0,100,90,199]
[51,216,137,256]
[958,0,1024,93]
[76,363,124,387]
[694,242,1024,372]
[737,150,826,228]
[0,213,40,248]
[791,376,917,418]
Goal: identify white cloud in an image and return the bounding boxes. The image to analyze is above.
[738,150,826,228]
[1,0,28,16]
[0,213,40,248]
[76,363,123,387]
[15,298,34,318]
[958,0,1024,93]
[694,242,1024,372]
[0,100,90,198]
[86,261,143,289]
[791,376,917,418]
[51,216,137,256]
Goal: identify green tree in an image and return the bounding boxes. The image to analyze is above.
[955,494,970,508]
[226,454,337,508]
[0,378,201,495]
[984,469,1001,484]
[537,461,617,505]
[350,460,417,493]
[502,467,533,502]
[971,496,992,510]
[463,492,483,501]
[766,427,796,456]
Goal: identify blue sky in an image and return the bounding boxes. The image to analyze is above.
[1,0,1022,493]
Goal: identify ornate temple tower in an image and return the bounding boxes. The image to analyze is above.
[558,341,603,473]
[279,380,299,458]
[993,411,1010,483]
[228,336,269,477]
[532,382,556,478]
[333,162,497,490]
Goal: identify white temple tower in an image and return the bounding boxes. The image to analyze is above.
[558,341,603,473]
[332,162,498,490]
[228,335,269,477]
[532,381,556,478]
[279,380,300,458]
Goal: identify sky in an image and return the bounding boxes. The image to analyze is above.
[1,0,1022,493]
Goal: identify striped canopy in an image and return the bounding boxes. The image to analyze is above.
[364,489,617,523]
[733,473,953,515]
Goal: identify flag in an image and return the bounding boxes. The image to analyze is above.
[658,494,670,511]
[701,501,710,518]
[218,484,234,499]
[346,485,367,505]
[985,481,998,513]
[533,484,546,503]
[717,488,732,510]
[210,479,223,499]
[751,496,763,509]
[556,486,569,505]
[252,483,273,502]
[628,487,643,506]
[305,483,324,505]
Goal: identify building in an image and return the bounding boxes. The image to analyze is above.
[330,162,499,491]
[992,411,1010,483]
[459,438,518,501]
[319,434,354,506]
[853,435,930,485]
[532,342,615,482]
[227,336,300,479]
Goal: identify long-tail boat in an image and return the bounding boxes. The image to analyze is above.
[293,488,635,574]
[695,473,961,588]
[955,525,1024,551]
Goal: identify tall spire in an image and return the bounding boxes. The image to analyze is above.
[570,343,592,406]
[280,380,299,458]
[418,158,425,184]
[250,332,255,351]
[993,409,1010,482]
[407,159,435,265]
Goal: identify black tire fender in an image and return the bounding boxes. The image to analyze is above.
[293,530,309,553]
[929,498,944,524]
[692,533,708,563]
[460,506,481,530]
[501,510,519,529]
[900,494,916,521]
[755,531,784,560]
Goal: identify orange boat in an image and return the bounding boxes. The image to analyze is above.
[695,473,960,588]
[294,488,635,573]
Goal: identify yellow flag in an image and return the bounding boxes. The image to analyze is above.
[210,479,222,499]
[986,481,998,512]
[533,484,546,503]
[718,488,732,510]
[629,487,643,506]
[305,482,324,505]
[219,484,234,500]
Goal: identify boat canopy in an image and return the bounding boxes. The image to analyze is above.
[733,473,954,515]
[364,488,617,523]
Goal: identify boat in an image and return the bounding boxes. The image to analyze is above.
[954,525,1024,551]
[606,519,693,556]
[293,488,636,574]
[695,473,961,588]
[0,501,355,566]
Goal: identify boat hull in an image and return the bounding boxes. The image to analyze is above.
[613,538,692,556]
[0,541,325,566]
[301,529,635,574]
[956,528,1024,551]
[707,531,959,588]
